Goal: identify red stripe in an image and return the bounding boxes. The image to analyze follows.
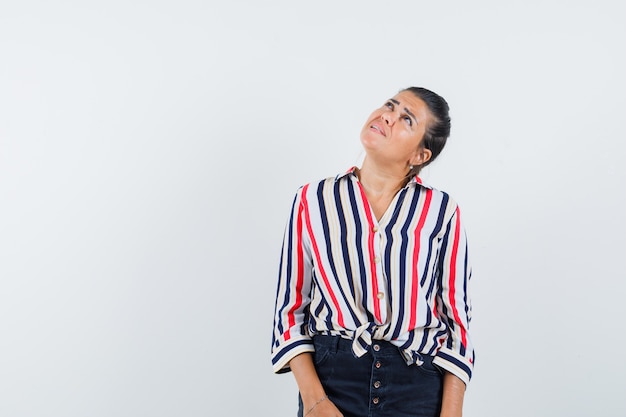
[448,208,468,347]
[408,190,432,329]
[283,192,306,341]
[355,182,381,323]
[302,184,345,328]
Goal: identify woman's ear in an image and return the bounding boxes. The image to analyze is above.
[410,148,432,166]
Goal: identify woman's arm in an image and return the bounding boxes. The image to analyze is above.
[440,371,465,417]
[432,205,475,385]
[271,187,316,373]
[289,353,343,417]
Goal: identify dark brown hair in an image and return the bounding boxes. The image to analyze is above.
[403,87,451,176]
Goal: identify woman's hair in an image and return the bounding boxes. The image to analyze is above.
[403,86,451,176]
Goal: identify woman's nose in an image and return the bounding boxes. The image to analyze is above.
[381,111,394,125]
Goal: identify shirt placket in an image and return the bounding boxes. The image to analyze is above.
[371,222,387,325]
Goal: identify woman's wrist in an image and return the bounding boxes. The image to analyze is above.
[300,388,327,405]
[440,371,465,417]
[304,394,329,416]
[289,353,326,405]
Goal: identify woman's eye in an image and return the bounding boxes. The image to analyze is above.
[403,115,412,126]
[385,102,394,109]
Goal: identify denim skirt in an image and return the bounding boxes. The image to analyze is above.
[297,335,443,417]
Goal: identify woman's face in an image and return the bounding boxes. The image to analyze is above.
[360,90,433,169]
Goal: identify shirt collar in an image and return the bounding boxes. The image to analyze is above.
[335,166,433,190]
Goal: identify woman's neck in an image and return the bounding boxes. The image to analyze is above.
[357,159,408,197]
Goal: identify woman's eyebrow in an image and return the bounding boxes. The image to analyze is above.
[390,98,418,124]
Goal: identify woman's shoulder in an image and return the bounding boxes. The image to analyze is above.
[413,176,453,200]
[411,179,461,220]
[295,169,356,193]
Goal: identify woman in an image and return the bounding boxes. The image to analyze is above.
[271,87,474,417]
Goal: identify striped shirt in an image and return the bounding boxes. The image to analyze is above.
[271,167,475,384]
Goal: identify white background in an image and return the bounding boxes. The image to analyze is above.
[1,1,625,416]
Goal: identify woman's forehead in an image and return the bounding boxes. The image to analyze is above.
[392,91,431,119]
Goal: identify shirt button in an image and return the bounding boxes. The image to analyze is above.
[376,292,384,300]
[374,381,381,388]
[374,256,380,263]
[372,397,379,405]
[373,344,380,352]
[373,226,379,232]
[375,361,382,368]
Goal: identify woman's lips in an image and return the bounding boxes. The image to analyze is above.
[370,121,386,136]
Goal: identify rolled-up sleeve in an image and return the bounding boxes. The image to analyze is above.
[433,205,475,385]
[271,187,315,373]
